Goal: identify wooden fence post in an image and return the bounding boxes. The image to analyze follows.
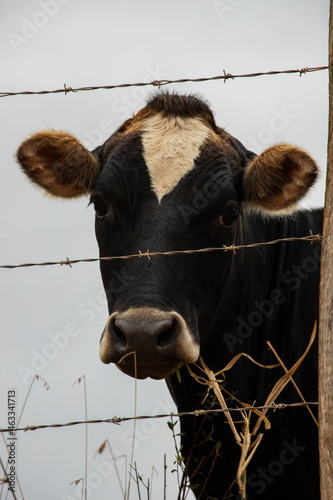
[319,1,333,497]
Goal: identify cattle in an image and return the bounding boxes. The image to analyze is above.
[16,93,322,499]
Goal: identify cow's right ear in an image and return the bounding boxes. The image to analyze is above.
[16,130,101,198]
[242,144,318,214]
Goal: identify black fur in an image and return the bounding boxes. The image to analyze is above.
[92,94,322,499]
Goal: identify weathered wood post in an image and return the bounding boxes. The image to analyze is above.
[319,2,333,497]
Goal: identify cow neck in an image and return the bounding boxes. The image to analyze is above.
[201,212,282,360]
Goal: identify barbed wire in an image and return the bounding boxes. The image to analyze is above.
[0,401,318,434]
[0,66,328,99]
[0,233,321,270]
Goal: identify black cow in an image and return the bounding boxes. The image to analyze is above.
[17,93,322,499]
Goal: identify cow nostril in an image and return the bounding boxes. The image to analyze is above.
[157,324,175,348]
[110,312,185,358]
[113,324,127,348]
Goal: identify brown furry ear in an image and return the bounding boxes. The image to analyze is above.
[16,130,101,198]
[243,144,319,214]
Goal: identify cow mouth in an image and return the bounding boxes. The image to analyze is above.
[116,361,181,380]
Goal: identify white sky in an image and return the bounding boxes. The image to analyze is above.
[0,1,329,499]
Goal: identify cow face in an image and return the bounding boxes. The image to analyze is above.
[16,94,318,379]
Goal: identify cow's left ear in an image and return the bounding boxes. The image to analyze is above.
[243,144,318,214]
[16,130,101,198]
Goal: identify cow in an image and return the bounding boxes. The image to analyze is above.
[16,93,322,499]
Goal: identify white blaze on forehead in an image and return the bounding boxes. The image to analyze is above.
[141,113,211,202]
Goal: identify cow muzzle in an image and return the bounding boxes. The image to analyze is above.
[99,307,200,379]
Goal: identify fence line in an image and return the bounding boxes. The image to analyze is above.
[0,233,322,270]
[0,401,318,434]
[0,61,326,500]
[0,66,328,99]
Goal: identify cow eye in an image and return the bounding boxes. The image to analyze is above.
[94,200,109,218]
[218,208,240,227]
[90,194,114,224]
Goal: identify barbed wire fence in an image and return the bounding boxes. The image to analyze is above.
[0,233,322,270]
[0,66,328,98]
[0,401,319,435]
[1,63,327,500]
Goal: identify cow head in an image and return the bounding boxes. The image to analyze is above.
[17,94,318,379]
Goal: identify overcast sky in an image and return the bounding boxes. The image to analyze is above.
[0,1,329,499]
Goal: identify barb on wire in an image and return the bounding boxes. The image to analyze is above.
[0,401,318,434]
[0,66,328,98]
[0,233,322,270]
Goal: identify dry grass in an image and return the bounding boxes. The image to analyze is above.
[0,374,49,500]
[185,321,317,498]
[0,324,317,499]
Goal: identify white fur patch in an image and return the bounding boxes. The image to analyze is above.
[141,113,210,202]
